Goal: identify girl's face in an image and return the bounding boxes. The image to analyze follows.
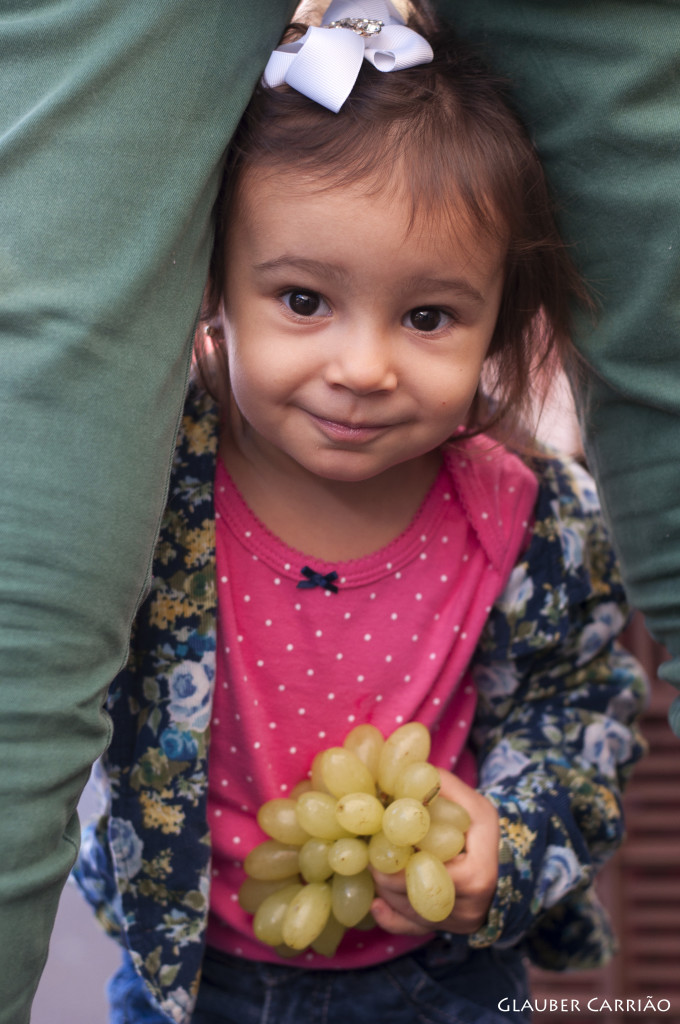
[220,169,505,487]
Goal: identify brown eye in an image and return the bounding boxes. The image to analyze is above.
[407,307,446,332]
[285,290,323,316]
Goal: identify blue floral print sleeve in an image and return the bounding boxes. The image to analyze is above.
[73,385,221,1023]
[469,454,647,967]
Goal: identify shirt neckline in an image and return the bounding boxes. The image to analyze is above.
[214,456,458,588]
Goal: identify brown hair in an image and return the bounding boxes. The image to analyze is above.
[198,3,590,444]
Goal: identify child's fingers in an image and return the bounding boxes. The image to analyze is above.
[370,895,434,936]
[371,870,433,935]
[370,771,500,936]
[437,769,500,933]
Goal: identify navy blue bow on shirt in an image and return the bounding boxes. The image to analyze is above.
[297,566,340,593]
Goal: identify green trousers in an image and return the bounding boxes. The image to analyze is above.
[442,0,680,713]
[1,2,678,1020]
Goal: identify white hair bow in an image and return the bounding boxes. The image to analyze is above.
[262,0,434,113]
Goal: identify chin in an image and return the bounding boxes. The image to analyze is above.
[304,455,389,484]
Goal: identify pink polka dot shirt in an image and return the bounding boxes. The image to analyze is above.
[206,441,537,967]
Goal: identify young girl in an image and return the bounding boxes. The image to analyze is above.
[74,2,647,1021]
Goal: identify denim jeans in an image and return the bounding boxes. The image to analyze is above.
[108,936,530,1024]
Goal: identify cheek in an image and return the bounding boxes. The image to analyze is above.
[425,370,483,432]
[425,362,482,409]
[227,341,298,423]
[224,340,264,406]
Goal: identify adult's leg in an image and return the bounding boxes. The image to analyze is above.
[0,3,294,1020]
[437,0,680,727]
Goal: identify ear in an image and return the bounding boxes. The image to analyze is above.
[192,308,230,404]
[216,299,232,344]
[204,321,225,343]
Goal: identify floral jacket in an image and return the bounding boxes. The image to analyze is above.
[74,382,648,1024]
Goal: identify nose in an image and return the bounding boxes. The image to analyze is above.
[324,327,398,395]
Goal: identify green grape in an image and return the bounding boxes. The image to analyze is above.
[318,747,376,798]
[327,837,369,876]
[295,791,353,840]
[244,840,300,881]
[335,792,384,836]
[428,797,471,834]
[311,913,346,957]
[238,875,301,914]
[393,762,441,805]
[331,868,375,927]
[377,721,431,795]
[243,721,473,952]
[381,797,430,846]
[310,752,331,794]
[416,822,465,862]
[290,778,313,799]
[367,831,413,874]
[298,837,333,883]
[343,723,384,780]
[405,850,455,922]
[253,883,303,946]
[257,798,310,846]
[282,882,332,950]
[354,911,377,931]
[274,943,302,958]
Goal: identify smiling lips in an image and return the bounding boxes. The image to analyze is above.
[308,411,396,442]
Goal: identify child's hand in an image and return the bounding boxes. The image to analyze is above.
[370,769,499,936]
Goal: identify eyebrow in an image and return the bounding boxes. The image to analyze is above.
[399,275,486,305]
[254,257,487,304]
[253,256,351,287]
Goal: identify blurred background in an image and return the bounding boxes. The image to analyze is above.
[31,780,116,1023]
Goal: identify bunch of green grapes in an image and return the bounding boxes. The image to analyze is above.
[238,722,471,958]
